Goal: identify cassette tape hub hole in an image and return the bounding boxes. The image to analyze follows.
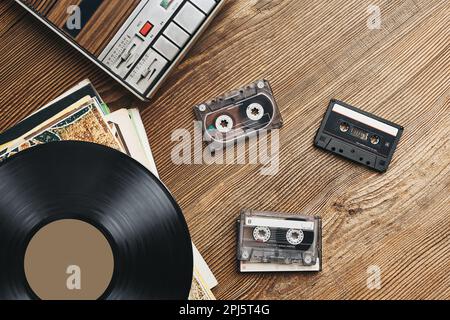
[253,226,271,243]
[246,103,264,121]
[286,229,304,245]
[215,115,234,133]
[370,135,380,145]
[340,122,350,133]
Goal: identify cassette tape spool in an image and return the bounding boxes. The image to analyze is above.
[315,100,404,172]
[194,80,283,150]
[237,210,322,273]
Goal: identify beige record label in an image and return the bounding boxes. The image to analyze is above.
[24,219,114,300]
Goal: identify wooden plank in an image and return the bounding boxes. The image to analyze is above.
[0,0,449,300]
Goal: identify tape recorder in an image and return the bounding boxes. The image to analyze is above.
[17,0,224,100]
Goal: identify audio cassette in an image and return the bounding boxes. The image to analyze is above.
[16,0,225,101]
[237,210,322,273]
[314,100,404,172]
[194,80,283,151]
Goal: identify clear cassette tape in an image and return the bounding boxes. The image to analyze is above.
[194,80,283,151]
[237,210,322,272]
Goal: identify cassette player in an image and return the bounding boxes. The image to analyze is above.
[237,210,322,273]
[194,80,283,151]
[315,100,404,172]
[16,0,225,101]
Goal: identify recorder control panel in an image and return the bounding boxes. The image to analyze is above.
[99,0,222,99]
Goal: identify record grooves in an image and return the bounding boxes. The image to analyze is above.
[0,141,193,300]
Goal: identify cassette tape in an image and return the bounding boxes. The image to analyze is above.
[237,210,322,273]
[314,100,404,172]
[194,80,283,150]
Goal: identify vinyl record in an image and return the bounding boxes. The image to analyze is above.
[0,141,193,300]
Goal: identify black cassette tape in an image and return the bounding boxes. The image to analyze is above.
[194,80,283,150]
[237,210,322,273]
[314,100,404,172]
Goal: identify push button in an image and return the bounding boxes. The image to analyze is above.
[164,22,190,47]
[190,0,216,14]
[139,22,153,37]
[153,36,180,61]
[174,2,205,34]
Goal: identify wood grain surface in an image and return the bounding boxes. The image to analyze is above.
[0,0,449,300]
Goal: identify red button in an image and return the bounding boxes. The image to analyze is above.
[139,22,153,37]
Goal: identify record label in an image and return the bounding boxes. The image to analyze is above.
[24,219,114,300]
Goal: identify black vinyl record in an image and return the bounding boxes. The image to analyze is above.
[0,141,193,300]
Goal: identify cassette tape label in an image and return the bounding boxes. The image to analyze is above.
[245,216,315,231]
[315,100,404,172]
[332,103,400,136]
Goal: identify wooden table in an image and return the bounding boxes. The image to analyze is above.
[0,0,449,300]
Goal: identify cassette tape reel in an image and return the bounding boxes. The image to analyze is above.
[194,80,283,150]
[237,210,322,273]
